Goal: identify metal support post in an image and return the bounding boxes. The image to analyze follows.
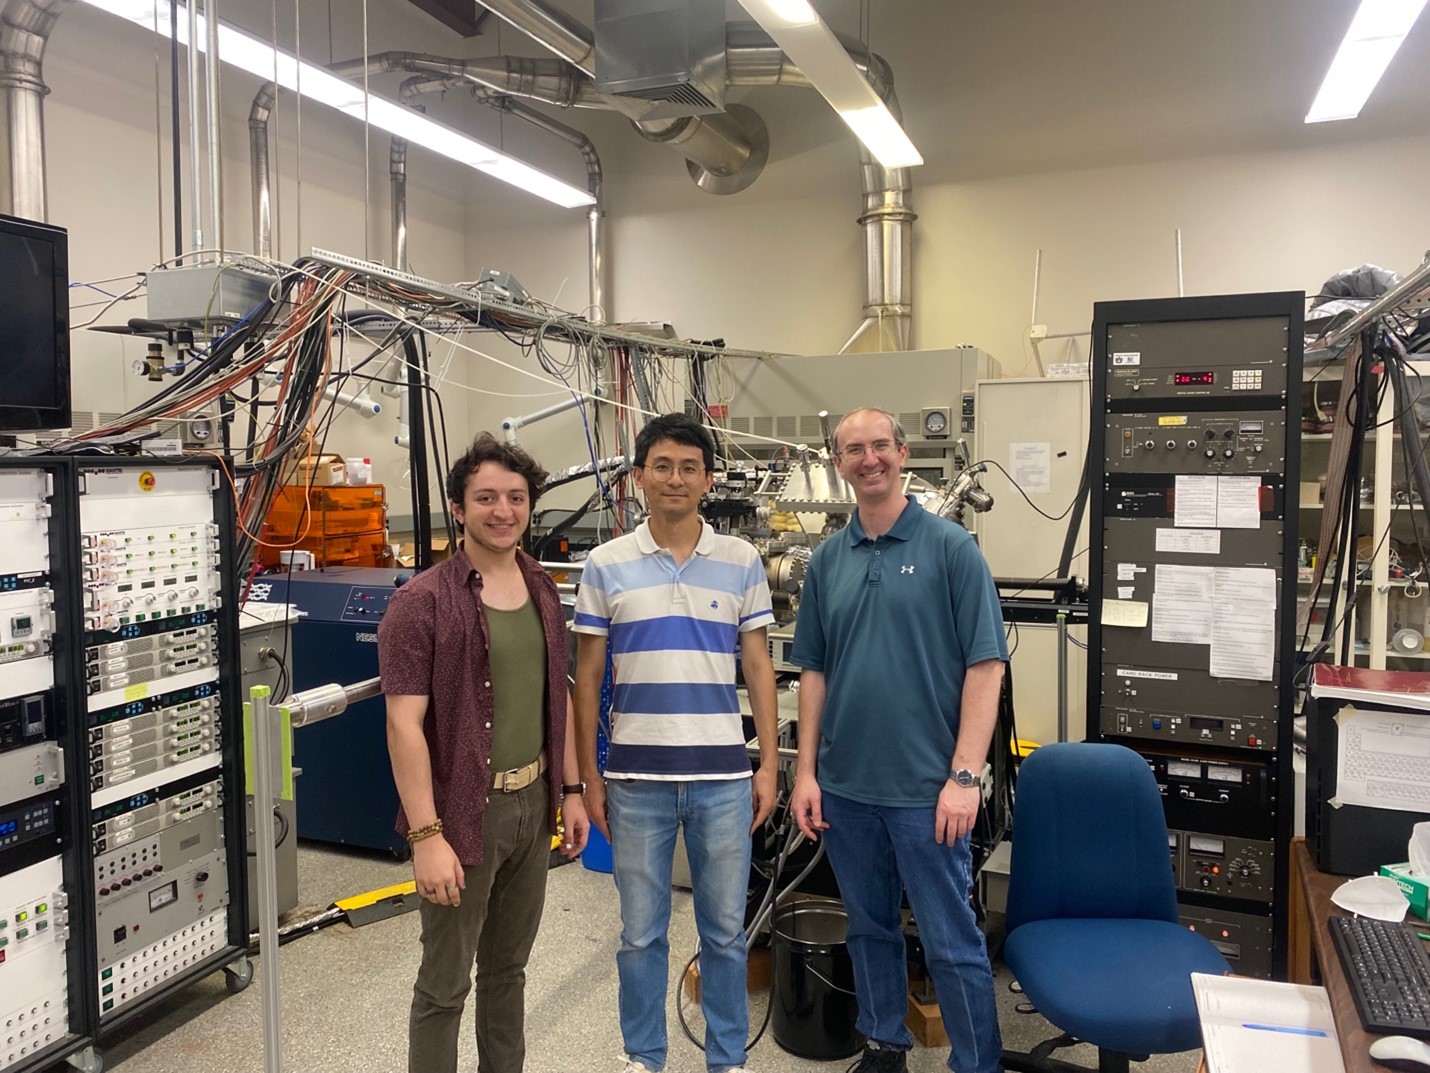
[250,684,284,1073]
[1056,610,1069,742]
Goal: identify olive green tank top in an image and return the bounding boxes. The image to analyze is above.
[485,598,548,772]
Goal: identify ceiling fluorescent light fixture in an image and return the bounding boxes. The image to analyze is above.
[1305,0,1429,122]
[77,0,596,208]
[735,0,922,168]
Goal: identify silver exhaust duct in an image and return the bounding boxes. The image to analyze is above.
[249,82,275,259]
[0,0,71,220]
[475,0,766,190]
[390,134,408,271]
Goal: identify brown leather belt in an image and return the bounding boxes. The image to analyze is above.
[492,752,547,792]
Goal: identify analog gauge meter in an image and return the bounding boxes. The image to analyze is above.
[922,408,950,437]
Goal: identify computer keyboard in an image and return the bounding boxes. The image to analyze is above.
[1329,916,1430,1038]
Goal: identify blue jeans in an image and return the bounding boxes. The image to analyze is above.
[822,790,1003,1073]
[608,777,753,1073]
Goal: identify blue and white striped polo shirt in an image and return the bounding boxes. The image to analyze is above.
[573,520,774,780]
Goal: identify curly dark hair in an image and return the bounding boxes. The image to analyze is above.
[634,412,715,472]
[445,433,549,507]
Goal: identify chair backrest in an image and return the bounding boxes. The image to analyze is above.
[1005,741,1179,933]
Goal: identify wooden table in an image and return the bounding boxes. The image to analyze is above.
[1289,836,1424,1073]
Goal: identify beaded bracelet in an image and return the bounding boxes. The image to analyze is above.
[407,818,444,844]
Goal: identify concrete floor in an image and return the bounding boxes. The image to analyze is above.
[94,842,1202,1073]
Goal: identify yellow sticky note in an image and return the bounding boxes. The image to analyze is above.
[124,683,149,702]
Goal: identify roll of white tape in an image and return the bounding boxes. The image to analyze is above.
[1392,627,1424,654]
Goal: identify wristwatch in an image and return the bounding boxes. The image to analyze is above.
[949,768,979,789]
[561,782,586,796]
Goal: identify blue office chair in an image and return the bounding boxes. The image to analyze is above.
[1001,742,1230,1073]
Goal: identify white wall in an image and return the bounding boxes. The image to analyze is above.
[471,120,1430,372]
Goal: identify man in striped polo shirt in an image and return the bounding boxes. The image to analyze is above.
[574,413,779,1073]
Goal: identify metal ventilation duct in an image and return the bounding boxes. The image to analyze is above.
[594,0,726,119]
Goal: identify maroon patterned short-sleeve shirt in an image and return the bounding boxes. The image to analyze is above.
[377,547,569,865]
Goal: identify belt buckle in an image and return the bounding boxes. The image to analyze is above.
[498,767,516,792]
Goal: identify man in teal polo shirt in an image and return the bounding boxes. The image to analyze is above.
[789,406,1007,1073]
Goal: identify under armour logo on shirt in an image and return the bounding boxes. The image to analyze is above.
[710,600,720,609]
[901,565,915,574]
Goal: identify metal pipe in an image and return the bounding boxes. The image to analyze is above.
[1175,228,1184,296]
[1056,612,1069,742]
[204,0,222,252]
[1316,250,1430,350]
[589,200,604,323]
[491,93,604,320]
[249,687,284,1073]
[169,0,182,258]
[284,677,383,727]
[467,5,762,181]
[472,0,596,76]
[335,42,761,188]
[334,52,604,109]
[186,0,203,252]
[0,0,72,220]
[390,136,407,270]
[248,82,274,258]
[502,393,584,443]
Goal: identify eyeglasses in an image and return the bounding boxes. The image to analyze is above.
[643,462,706,480]
[837,439,901,461]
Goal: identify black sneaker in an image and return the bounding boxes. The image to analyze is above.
[846,1041,908,1073]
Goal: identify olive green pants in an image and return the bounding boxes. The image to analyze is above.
[408,776,550,1073]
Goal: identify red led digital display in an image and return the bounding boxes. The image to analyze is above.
[1174,371,1215,385]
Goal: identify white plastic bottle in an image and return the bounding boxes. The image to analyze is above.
[346,457,372,485]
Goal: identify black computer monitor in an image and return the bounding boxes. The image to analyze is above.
[0,213,70,432]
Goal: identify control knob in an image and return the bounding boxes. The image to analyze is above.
[1223,448,1235,459]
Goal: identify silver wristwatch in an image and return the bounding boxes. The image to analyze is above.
[949,767,979,788]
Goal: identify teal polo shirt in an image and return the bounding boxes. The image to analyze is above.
[789,496,1008,807]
